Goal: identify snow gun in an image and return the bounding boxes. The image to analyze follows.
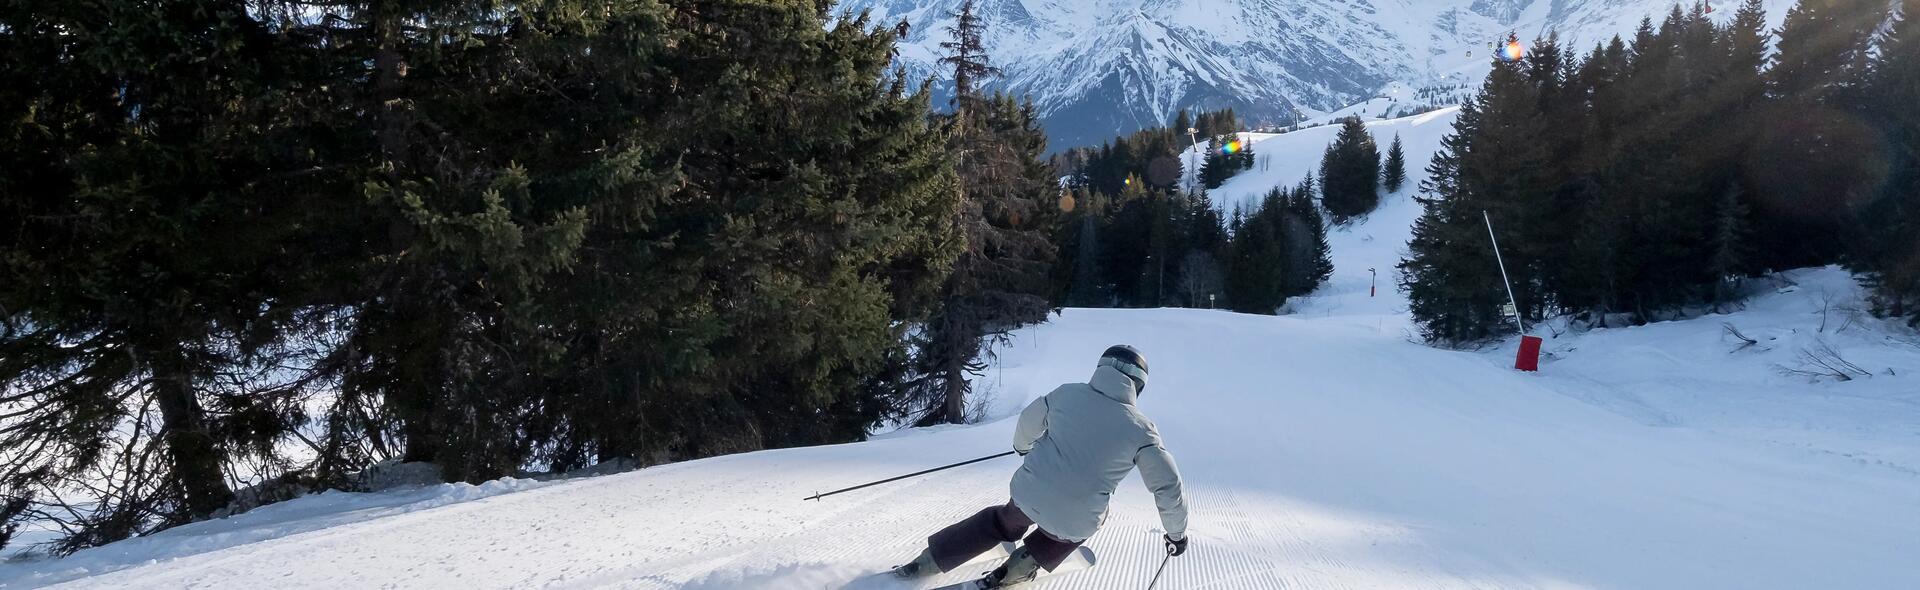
[804,451,1018,501]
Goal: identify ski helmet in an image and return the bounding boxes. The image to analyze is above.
[1098,345,1149,394]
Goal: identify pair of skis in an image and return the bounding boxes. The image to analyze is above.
[916,545,1098,590]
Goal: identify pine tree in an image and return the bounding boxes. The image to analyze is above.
[3,0,969,550]
[940,0,1000,106]
[1319,117,1383,223]
[1224,191,1288,314]
[1382,133,1408,192]
[1726,0,1771,81]
[1059,109,1232,197]
[1400,61,1538,343]
[1750,0,1888,270]
[1857,0,1920,321]
[1714,0,1773,147]
[1769,0,1884,105]
[0,0,357,550]
[1507,34,1590,319]
[1398,3,1884,339]
[1289,175,1335,295]
[911,19,1057,424]
[1709,181,1756,309]
[1202,134,1246,189]
[1065,209,1112,307]
[1142,189,1178,306]
[1175,191,1228,307]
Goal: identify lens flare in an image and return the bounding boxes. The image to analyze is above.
[1219,139,1243,155]
[1499,40,1526,62]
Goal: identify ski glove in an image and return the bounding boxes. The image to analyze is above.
[1164,534,1188,557]
[1015,447,1029,457]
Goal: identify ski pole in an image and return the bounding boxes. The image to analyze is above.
[804,451,1018,501]
[1147,550,1173,590]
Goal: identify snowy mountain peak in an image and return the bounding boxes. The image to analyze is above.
[1470,0,1533,23]
[843,0,1798,149]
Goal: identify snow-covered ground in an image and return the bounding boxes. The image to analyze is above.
[1187,106,1456,320]
[7,110,1918,589]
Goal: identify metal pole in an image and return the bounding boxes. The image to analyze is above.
[1147,551,1173,590]
[804,451,1017,501]
[1186,128,1199,195]
[1482,210,1526,335]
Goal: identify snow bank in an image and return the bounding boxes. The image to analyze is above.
[1517,266,1920,476]
[0,476,552,588]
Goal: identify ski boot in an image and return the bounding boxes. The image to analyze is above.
[891,547,940,579]
[979,547,1041,588]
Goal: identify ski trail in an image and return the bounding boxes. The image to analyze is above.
[25,306,1920,590]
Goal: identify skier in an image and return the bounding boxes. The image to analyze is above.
[892,345,1190,587]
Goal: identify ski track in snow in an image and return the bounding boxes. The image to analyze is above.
[6,108,1919,589]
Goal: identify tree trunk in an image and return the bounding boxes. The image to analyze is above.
[149,346,234,518]
[941,361,967,425]
[371,0,439,467]
[400,409,439,463]
[373,0,406,167]
[593,328,638,464]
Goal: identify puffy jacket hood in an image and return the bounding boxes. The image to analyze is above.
[1088,365,1139,405]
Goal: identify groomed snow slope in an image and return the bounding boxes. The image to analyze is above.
[7,111,1919,590]
[1187,106,1458,320]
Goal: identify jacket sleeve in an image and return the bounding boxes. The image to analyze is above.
[1135,435,1189,540]
[1012,394,1050,454]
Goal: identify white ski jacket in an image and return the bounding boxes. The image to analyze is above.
[1008,365,1189,542]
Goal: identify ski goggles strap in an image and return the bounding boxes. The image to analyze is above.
[1099,356,1149,393]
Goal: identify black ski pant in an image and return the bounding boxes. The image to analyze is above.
[927,500,1084,573]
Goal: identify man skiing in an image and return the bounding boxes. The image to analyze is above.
[893,345,1190,587]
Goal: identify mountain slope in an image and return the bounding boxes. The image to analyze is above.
[11,294,1915,589]
[843,0,1797,149]
[7,110,1918,590]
